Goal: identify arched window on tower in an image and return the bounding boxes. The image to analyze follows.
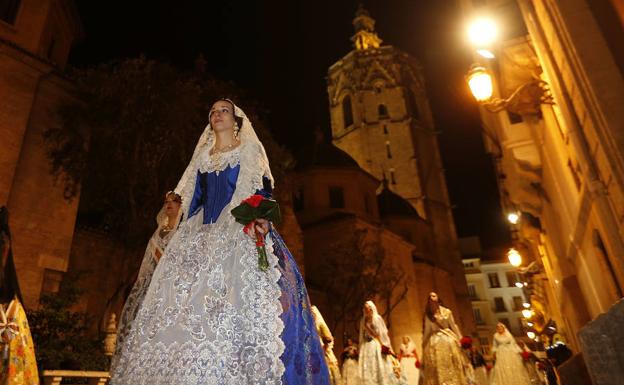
[378,104,389,119]
[405,87,420,121]
[342,96,354,128]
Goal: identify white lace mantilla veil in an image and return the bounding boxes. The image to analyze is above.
[110,199,182,372]
[174,100,274,233]
[110,101,287,384]
[359,300,392,348]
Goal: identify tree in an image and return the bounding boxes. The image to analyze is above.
[45,56,293,247]
[28,272,109,372]
[319,228,409,339]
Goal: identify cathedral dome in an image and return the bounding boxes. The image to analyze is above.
[299,141,361,170]
[377,186,421,219]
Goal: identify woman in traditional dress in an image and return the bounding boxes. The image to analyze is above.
[467,345,488,385]
[311,306,342,385]
[0,207,38,385]
[110,191,182,373]
[358,300,396,385]
[341,338,360,385]
[111,100,330,384]
[421,292,468,385]
[398,336,419,385]
[490,323,531,385]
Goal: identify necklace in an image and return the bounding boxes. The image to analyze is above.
[212,140,240,154]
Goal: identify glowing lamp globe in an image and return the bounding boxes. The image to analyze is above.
[507,212,520,224]
[467,65,494,102]
[527,331,536,339]
[468,18,498,47]
[522,309,533,319]
[507,248,522,267]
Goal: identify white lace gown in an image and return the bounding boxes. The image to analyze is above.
[110,221,176,373]
[110,145,317,384]
[341,346,360,385]
[399,344,420,385]
[490,332,532,385]
[359,306,397,385]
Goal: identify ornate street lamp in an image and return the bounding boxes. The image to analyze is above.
[507,248,522,267]
[466,64,554,115]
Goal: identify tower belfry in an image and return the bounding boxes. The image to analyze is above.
[351,4,382,50]
[327,5,473,335]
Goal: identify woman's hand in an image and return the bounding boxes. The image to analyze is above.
[246,219,270,240]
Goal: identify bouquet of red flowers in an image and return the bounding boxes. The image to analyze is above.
[415,359,421,369]
[521,351,531,361]
[231,194,281,271]
[460,336,473,349]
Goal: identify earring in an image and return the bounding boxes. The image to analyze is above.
[233,123,240,140]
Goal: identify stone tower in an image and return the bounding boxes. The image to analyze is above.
[327,5,474,332]
[0,0,83,307]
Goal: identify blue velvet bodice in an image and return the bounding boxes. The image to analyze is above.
[188,165,240,224]
[187,165,273,224]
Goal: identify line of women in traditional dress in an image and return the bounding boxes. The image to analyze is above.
[315,292,555,385]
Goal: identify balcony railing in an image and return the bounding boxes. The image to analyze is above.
[42,370,110,385]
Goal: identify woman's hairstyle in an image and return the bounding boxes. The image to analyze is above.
[165,191,182,204]
[209,98,244,130]
[424,293,444,322]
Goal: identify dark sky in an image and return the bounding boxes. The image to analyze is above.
[70,0,510,253]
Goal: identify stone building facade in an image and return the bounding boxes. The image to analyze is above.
[0,0,83,308]
[327,6,474,335]
[460,0,624,381]
[294,141,462,355]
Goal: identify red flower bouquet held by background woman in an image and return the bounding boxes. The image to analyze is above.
[231,194,282,271]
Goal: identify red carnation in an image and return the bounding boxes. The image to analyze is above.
[521,351,531,361]
[243,194,265,208]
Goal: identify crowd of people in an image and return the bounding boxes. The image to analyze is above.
[306,293,561,385]
[104,98,562,384]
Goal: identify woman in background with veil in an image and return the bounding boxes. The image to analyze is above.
[111,99,329,385]
[490,322,531,385]
[110,191,182,374]
[358,300,399,385]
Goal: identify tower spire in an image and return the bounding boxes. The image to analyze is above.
[351,4,382,50]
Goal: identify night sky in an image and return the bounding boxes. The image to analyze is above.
[70,0,510,255]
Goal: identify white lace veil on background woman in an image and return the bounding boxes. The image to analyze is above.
[173,99,274,232]
[111,193,183,371]
[359,300,392,349]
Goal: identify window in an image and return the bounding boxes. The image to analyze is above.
[405,87,420,120]
[593,229,624,298]
[498,318,511,330]
[468,284,477,300]
[512,296,524,311]
[473,308,484,324]
[364,194,370,213]
[494,297,506,312]
[0,0,20,25]
[329,186,345,209]
[389,168,397,185]
[488,273,501,288]
[41,268,63,296]
[385,141,392,159]
[505,271,519,287]
[342,96,353,128]
[508,112,523,124]
[293,188,304,212]
[378,104,389,119]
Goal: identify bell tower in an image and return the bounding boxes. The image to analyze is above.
[327,5,472,331]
